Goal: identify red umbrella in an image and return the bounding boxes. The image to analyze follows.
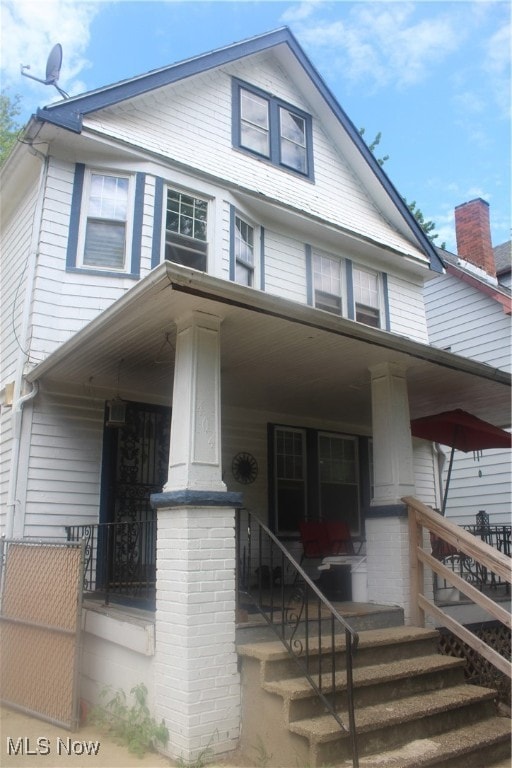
[410,409,512,513]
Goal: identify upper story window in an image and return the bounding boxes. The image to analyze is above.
[353,266,381,328]
[234,215,255,286]
[313,253,342,314]
[307,248,389,330]
[81,172,131,270]
[233,79,314,179]
[68,164,143,277]
[165,189,208,271]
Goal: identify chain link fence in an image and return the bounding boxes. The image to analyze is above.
[0,539,85,729]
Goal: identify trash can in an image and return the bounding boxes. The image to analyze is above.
[350,557,367,602]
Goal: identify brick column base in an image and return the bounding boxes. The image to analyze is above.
[151,491,242,763]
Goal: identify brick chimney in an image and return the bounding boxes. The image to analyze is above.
[454,198,496,277]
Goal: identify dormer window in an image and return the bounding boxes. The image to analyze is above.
[233,79,313,179]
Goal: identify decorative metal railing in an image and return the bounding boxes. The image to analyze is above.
[236,509,360,768]
[432,521,511,595]
[65,520,156,608]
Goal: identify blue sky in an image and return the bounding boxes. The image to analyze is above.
[1,0,510,252]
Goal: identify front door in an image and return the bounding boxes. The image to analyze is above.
[100,401,171,592]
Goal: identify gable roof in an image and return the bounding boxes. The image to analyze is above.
[34,26,443,273]
[436,246,511,314]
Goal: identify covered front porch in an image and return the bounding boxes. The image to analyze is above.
[21,262,511,762]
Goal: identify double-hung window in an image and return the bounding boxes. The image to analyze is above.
[81,172,131,270]
[234,79,313,178]
[165,189,208,271]
[234,215,255,286]
[353,266,381,328]
[313,252,342,314]
[270,425,363,536]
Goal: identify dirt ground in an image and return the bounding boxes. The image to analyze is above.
[0,707,255,768]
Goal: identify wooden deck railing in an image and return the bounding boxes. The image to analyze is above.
[403,496,511,680]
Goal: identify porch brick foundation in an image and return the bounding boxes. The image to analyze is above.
[366,513,412,622]
[152,499,241,763]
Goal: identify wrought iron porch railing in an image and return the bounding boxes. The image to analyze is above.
[433,523,511,595]
[65,520,156,608]
[236,509,360,768]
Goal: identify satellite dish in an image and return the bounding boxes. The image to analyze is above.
[21,43,69,98]
[45,44,62,84]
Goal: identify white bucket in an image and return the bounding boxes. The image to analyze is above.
[350,557,367,602]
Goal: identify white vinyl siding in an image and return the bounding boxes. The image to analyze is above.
[0,182,39,531]
[387,273,429,342]
[83,54,428,263]
[27,159,151,364]
[263,230,306,303]
[425,273,511,370]
[22,388,104,538]
[424,271,511,523]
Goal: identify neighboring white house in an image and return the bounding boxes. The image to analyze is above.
[424,199,511,526]
[1,29,510,762]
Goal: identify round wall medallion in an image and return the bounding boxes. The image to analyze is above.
[232,452,258,484]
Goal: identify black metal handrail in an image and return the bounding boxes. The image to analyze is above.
[65,520,156,608]
[236,509,360,768]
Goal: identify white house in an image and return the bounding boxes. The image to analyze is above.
[1,29,510,762]
[424,199,511,526]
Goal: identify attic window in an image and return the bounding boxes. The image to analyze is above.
[233,79,313,179]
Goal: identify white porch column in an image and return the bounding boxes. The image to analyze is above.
[366,362,416,623]
[164,310,226,493]
[152,310,242,763]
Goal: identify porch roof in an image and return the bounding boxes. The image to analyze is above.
[26,263,511,431]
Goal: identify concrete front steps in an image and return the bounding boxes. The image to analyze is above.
[237,625,511,767]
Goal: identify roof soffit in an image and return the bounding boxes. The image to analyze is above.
[25,264,510,429]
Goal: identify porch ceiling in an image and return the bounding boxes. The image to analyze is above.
[27,264,511,430]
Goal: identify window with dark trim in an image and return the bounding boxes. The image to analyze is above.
[232,78,314,179]
[269,424,365,537]
[82,172,130,270]
[233,214,255,286]
[165,189,208,271]
[353,266,381,328]
[306,248,390,331]
[66,164,143,278]
[313,252,343,314]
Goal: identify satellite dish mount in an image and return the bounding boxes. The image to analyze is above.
[21,43,69,99]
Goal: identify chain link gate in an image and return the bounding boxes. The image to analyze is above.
[0,539,85,730]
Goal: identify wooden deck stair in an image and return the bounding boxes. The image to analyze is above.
[237,625,511,767]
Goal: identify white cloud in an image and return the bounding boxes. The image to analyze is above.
[284,1,465,90]
[1,0,103,103]
[280,0,322,24]
[482,20,511,118]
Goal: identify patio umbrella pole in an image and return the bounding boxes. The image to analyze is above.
[441,445,455,516]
